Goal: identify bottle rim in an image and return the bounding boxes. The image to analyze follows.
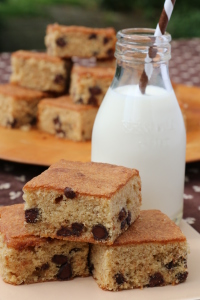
[117,28,171,45]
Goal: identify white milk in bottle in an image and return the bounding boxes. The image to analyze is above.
[91,29,186,224]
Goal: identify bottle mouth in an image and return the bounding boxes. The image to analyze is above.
[115,28,171,63]
[117,28,171,45]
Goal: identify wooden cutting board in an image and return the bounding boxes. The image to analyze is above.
[0,126,199,166]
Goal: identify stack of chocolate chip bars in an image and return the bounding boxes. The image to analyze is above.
[0,160,188,291]
[0,24,116,141]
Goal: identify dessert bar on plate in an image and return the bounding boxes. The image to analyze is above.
[10,50,69,93]
[0,83,47,129]
[38,96,98,141]
[90,210,188,291]
[0,205,89,285]
[23,159,141,245]
[70,65,115,106]
[45,24,116,59]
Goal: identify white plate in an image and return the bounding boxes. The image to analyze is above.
[0,221,200,300]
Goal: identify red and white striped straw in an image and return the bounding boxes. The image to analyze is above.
[139,0,176,94]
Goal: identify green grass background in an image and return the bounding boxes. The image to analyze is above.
[0,0,199,51]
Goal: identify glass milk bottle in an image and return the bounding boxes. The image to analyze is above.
[91,28,186,225]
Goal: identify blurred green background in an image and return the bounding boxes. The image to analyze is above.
[0,0,200,51]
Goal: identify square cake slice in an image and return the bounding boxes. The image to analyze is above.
[10,50,69,93]
[38,96,98,141]
[70,65,115,106]
[23,159,141,245]
[0,84,47,129]
[90,210,188,291]
[45,24,116,59]
[0,204,89,285]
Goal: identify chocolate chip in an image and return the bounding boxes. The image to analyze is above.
[72,222,84,236]
[56,37,67,47]
[56,128,65,137]
[126,211,131,225]
[103,37,110,45]
[77,172,85,177]
[149,272,164,287]
[64,187,76,199]
[30,117,37,126]
[165,261,175,269]
[182,258,187,268]
[118,208,127,221]
[92,224,108,241]
[55,195,63,204]
[35,263,49,272]
[115,273,125,285]
[40,263,50,271]
[175,271,188,283]
[69,248,81,254]
[89,33,97,39]
[77,98,83,104]
[54,74,64,85]
[57,226,72,237]
[121,219,126,230]
[7,118,17,128]
[107,48,114,57]
[93,51,99,56]
[88,96,98,106]
[52,255,68,265]
[53,116,61,126]
[89,86,102,96]
[57,262,72,280]
[25,208,39,223]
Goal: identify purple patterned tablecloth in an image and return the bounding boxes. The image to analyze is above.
[0,42,200,233]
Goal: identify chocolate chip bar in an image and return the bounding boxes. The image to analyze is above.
[70,65,115,106]
[45,24,116,59]
[0,84,47,129]
[90,210,188,291]
[10,50,69,93]
[23,159,141,245]
[37,96,98,141]
[0,204,89,285]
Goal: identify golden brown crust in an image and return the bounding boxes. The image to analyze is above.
[11,50,65,64]
[72,64,115,78]
[0,204,45,250]
[23,159,139,198]
[39,96,98,111]
[113,210,186,246]
[0,84,48,100]
[46,24,116,36]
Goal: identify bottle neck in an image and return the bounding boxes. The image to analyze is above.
[115,28,171,65]
[112,28,172,92]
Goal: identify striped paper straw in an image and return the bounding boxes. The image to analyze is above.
[139,0,176,94]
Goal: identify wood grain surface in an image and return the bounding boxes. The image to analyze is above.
[0,128,91,166]
[0,125,199,166]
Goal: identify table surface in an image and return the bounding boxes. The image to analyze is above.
[0,40,200,234]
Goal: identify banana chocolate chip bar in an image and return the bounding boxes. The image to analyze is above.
[10,50,69,93]
[23,159,141,245]
[0,83,47,129]
[70,65,115,106]
[90,210,188,291]
[45,24,116,59]
[37,96,98,141]
[0,204,89,285]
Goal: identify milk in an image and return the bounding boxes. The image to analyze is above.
[91,85,186,223]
